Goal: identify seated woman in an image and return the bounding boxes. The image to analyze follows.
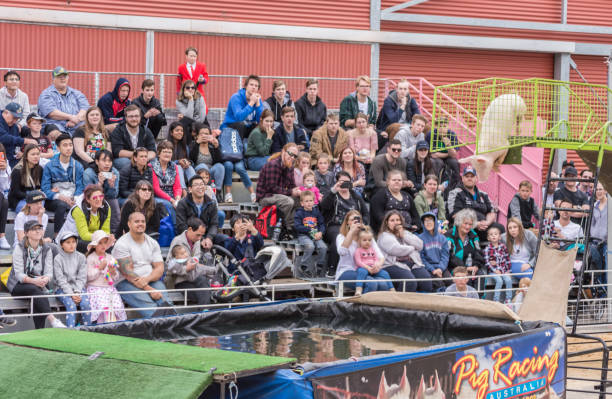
[377,210,432,292]
[319,171,369,273]
[167,121,195,187]
[83,150,121,234]
[413,174,447,228]
[188,123,224,194]
[370,170,420,234]
[57,184,114,252]
[245,109,275,171]
[348,112,377,166]
[334,210,391,293]
[116,180,165,238]
[0,144,11,249]
[446,208,486,293]
[7,220,66,329]
[501,217,537,280]
[118,147,152,203]
[332,146,366,197]
[176,80,206,126]
[73,106,112,168]
[9,144,43,212]
[224,214,263,271]
[14,190,50,247]
[405,140,440,193]
[151,141,184,223]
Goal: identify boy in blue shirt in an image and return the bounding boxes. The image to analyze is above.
[293,190,327,278]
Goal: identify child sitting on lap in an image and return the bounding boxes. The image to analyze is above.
[353,227,394,295]
[298,170,321,204]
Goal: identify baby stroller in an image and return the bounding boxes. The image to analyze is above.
[210,245,292,302]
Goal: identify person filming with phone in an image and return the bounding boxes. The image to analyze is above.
[320,171,369,276]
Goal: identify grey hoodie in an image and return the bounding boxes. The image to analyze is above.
[395,126,424,159]
[377,230,424,269]
[53,248,87,294]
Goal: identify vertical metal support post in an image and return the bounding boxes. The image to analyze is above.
[607,193,612,320]
[145,30,155,79]
[159,74,165,109]
[238,76,243,90]
[370,0,381,102]
[561,0,568,24]
[553,53,571,173]
[94,72,100,103]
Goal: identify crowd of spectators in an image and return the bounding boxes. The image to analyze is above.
[0,52,608,329]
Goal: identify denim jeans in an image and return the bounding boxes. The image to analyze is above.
[490,273,513,302]
[223,160,252,188]
[589,242,608,288]
[511,261,533,280]
[113,157,132,174]
[246,156,269,171]
[337,270,387,294]
[115,279,172,318]
[356,267,394,291]
[56,288,92,327]
[218,210,226,229]
[297,235,328,272]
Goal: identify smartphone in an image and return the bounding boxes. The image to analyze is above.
[0,152,5,162]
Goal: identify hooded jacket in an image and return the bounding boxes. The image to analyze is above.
[97,78,131,125]
[309,123,349,166]
[418,212,450,273]
[175,193,219,238]
[447,183,493,221]
[376,89,420,131]
[339,91,377,129]
[507,193,539,229]
[270,123,309,153]
[445,225,485,269]
[132,93,166,134]
[53,247,87,294]
[263,91,297,124]
[414,189,447,223]
[294,92,327,135]
[221,88,264,129]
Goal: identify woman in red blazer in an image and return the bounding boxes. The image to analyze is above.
[177,46,209,113]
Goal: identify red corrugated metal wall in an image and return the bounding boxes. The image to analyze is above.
[155,33,371,109]
[381,0,562,22]
[567,0,612,26]
[0,22,146,105]
[1,1,370,30]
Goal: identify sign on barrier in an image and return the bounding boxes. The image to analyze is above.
[312,326,565,399]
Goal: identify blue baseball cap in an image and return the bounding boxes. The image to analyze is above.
[463,165,476,176]
[52,66,69,77]
[4,102,23,118]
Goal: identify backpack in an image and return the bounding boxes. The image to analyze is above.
[218,127,244,162]
[255,205,278,239]
[158,204,175,247]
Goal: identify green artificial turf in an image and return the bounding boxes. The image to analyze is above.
[0,344,211,399]
[0,328,293,376]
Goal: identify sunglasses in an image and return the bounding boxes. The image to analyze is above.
[185,86,196,90]
[91,194,105,200]
[390,148,402,153]
[139,187,153,192]
[286,151,298,159]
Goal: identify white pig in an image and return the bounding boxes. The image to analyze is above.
[459,93,527,182]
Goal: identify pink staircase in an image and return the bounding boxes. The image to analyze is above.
[387,78,544,225]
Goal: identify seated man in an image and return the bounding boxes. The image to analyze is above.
[97,77,131,131]
[0,103,37,167]
[41,134,84,236]
[447,166,495,242]
[552,198,584,245]
[366,139,408,195]
[166,217,214,305]
[256,143,300,230]
[339,75,377,130]
[112,212,173,317]
[109,105,156,172]
[395,114,427,160]
[176,175,221,248]
[309,113,349,165]
[0,70,30,130]
[132,79,167,139]
[270,106,309,153]
[376,78,420,132]
[426,117,460,191]
[553,166,589,224]
[37,66,89,136]
[220,74,264,139]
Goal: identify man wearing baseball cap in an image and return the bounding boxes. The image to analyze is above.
[37,66,89,136]
[1,102,38,167]
[447,165,496,242]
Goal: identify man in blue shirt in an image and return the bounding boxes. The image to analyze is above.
[0,102,37,166]
[37,66,89,136]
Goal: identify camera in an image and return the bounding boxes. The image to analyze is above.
[340,181,352,189]
[101,172,113,179]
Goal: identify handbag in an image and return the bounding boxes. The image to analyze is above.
[218,127,244,162]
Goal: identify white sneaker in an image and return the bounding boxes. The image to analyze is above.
[50,317,67,328]
[0,236,10,250]
[250,192,257,202]
[224,193,233,203]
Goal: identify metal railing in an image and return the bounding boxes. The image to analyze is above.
[1,270,609,326]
